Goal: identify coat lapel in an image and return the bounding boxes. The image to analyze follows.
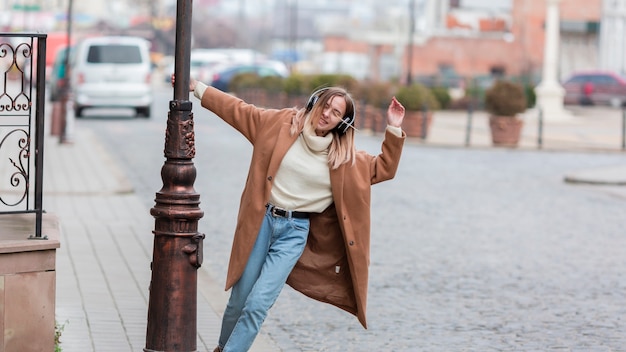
[330,165,345,213]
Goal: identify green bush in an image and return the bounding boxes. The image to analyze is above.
[55,320,67,352]
[524,84,536,109]
[308,74,359,93]
[484,80,527,116]
[229,73,263,92]
[258,75,284,93]
[355,81,393,108]
[430,86,452,109]
[394,83,441,111]
[283,74,309,96]
[228,74,285,94]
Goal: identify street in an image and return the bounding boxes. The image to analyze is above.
[77,83,626,351]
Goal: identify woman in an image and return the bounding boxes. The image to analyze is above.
[175,75,405,352]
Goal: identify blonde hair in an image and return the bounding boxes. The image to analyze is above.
[290,87,356,169]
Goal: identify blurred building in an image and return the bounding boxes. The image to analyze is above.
[2,0,623,85]
[319,0,603,83]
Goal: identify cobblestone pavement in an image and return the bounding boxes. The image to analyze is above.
[79,87,626,351]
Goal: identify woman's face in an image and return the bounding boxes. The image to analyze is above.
[314,95,347,136]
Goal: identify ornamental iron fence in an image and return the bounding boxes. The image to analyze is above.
[0,33,47,238]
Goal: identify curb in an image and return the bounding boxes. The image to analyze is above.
[563,165,626,185]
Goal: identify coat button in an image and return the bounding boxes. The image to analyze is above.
[349,241,354,246]
[267,176,273,181]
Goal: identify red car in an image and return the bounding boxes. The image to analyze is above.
[563,71,626,107]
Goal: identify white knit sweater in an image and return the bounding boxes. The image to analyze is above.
[269,120,334,212]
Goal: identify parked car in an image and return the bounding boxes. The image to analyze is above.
[70,36,153,118]
[562,70,626,107]
[209,61,289,92]
[164,49,231,84]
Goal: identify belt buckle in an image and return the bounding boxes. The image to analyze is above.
[270,206,281,217]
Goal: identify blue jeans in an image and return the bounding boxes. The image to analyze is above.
[219,207,310,352]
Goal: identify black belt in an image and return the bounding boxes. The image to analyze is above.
[266,204,310,219]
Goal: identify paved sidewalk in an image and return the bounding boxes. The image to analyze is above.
[414,106,626,185]
[36,103,626,351]
[46,128,279,351]
[415,106,626,152]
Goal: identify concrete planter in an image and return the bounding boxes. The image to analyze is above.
[360,104,384,133]
[489,115,524,147]
[0,213,60,351]
[402,110,433,138]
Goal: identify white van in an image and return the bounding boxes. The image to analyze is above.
[70,36,152,118]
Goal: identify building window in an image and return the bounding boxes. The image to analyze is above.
[490,66,506,77]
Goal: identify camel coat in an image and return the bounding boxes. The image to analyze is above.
[199,86,405,328]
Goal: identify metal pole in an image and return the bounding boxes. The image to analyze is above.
[238,0,246,48]
[406,0,415,85]
[421,103,428,140]
[622,108,626,151]
[465,102,473,147]
[33,34,46,239]
[145,0,204,350]
[288,0,297,73]
[59,0,72,144]
[538,108,544,149]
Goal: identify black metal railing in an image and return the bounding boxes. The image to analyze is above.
[0,33,47,239]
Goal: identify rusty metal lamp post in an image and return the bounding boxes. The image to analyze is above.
[145,0,204,351]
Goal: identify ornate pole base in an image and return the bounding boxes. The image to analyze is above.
[145,101,204,351]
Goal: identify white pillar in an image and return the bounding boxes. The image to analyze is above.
[535,0,573,120]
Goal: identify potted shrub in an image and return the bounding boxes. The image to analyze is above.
[394,83,440,138]
[282,74,309,108]
[484,79,527,147]
[355,81,393,132]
